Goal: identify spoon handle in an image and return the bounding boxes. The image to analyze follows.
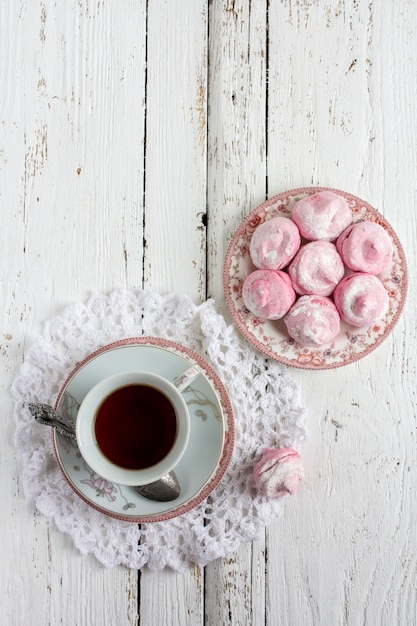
[28,403,77,441]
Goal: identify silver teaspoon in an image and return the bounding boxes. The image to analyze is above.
[132,470,180,501]
[28,402,181,502]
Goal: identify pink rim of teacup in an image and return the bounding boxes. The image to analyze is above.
[224,187,408,370]
[52,337,235,523]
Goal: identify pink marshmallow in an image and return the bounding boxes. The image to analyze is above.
[253,448,304,498]
[288,240,345,297]
[250,216,301,270]
[336,221,393,275]
[242,270,296,320]
[284,295,341,347]
[333,273,389,327]
[292,190,352,241]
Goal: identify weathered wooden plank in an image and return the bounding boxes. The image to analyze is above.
[143,0,209,304]
[206,0,267,311]
[139,565,204,626]
[204,540,267,626]
[1,1,147,623]
[138,1,208,623]
[265,2,417,625]
[205,0,267,623]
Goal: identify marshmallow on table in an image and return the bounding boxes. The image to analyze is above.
[333,272,389,327]
[253,448,304,498]
[292,190,352,241]
[242,269,296,320]
[288,240,345,297]
[336,221,393,275]
[284,295,341,347]
[249,215,301,270]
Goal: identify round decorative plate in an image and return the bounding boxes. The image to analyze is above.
[52,338,235,522]
[224,187,407,370]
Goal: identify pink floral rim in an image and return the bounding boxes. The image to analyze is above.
[224,187,408,370]
[52,337,235,523]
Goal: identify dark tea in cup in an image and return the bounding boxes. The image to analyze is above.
[94,384,177,470]
[76,371,190,486]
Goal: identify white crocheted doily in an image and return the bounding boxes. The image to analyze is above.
[12,290,308,571]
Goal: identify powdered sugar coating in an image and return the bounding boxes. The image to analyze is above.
[284,295,341,347]
[242,269,296,320]
[288,240,345,296]
[333,273,389,327]
[292,190,352,241]
[224,186,407,369]
[336,221,393,275]
[253,448,304,498]
[249,216,301,270]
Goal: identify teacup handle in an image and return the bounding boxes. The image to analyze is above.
[173,366,200,392]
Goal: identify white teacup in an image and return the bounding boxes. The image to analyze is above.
[76,371,191,486]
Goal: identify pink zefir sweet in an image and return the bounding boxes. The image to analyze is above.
[284,295,340,346]
[249,215,301,270]
[333,272,389,327]
[336,221,393,275]
[242,269,296,319]
[253,448,304,498]
[291,190,353,241]
[288,240,345,297]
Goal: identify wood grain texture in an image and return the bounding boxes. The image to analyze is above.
[205,1,268,625]
[138,2,208,620]
[207,0,267,310]
[1,1,146,624]
[265,3,417,625]
[1,0,417,624]
[144,0,208,302]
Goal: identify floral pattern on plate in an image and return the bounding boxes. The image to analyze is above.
[224,187,407,370]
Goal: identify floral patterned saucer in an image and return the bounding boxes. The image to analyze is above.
[53,338,234,522]
[224,187,407,370]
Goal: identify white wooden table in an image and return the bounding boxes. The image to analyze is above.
[2,1,416,624]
